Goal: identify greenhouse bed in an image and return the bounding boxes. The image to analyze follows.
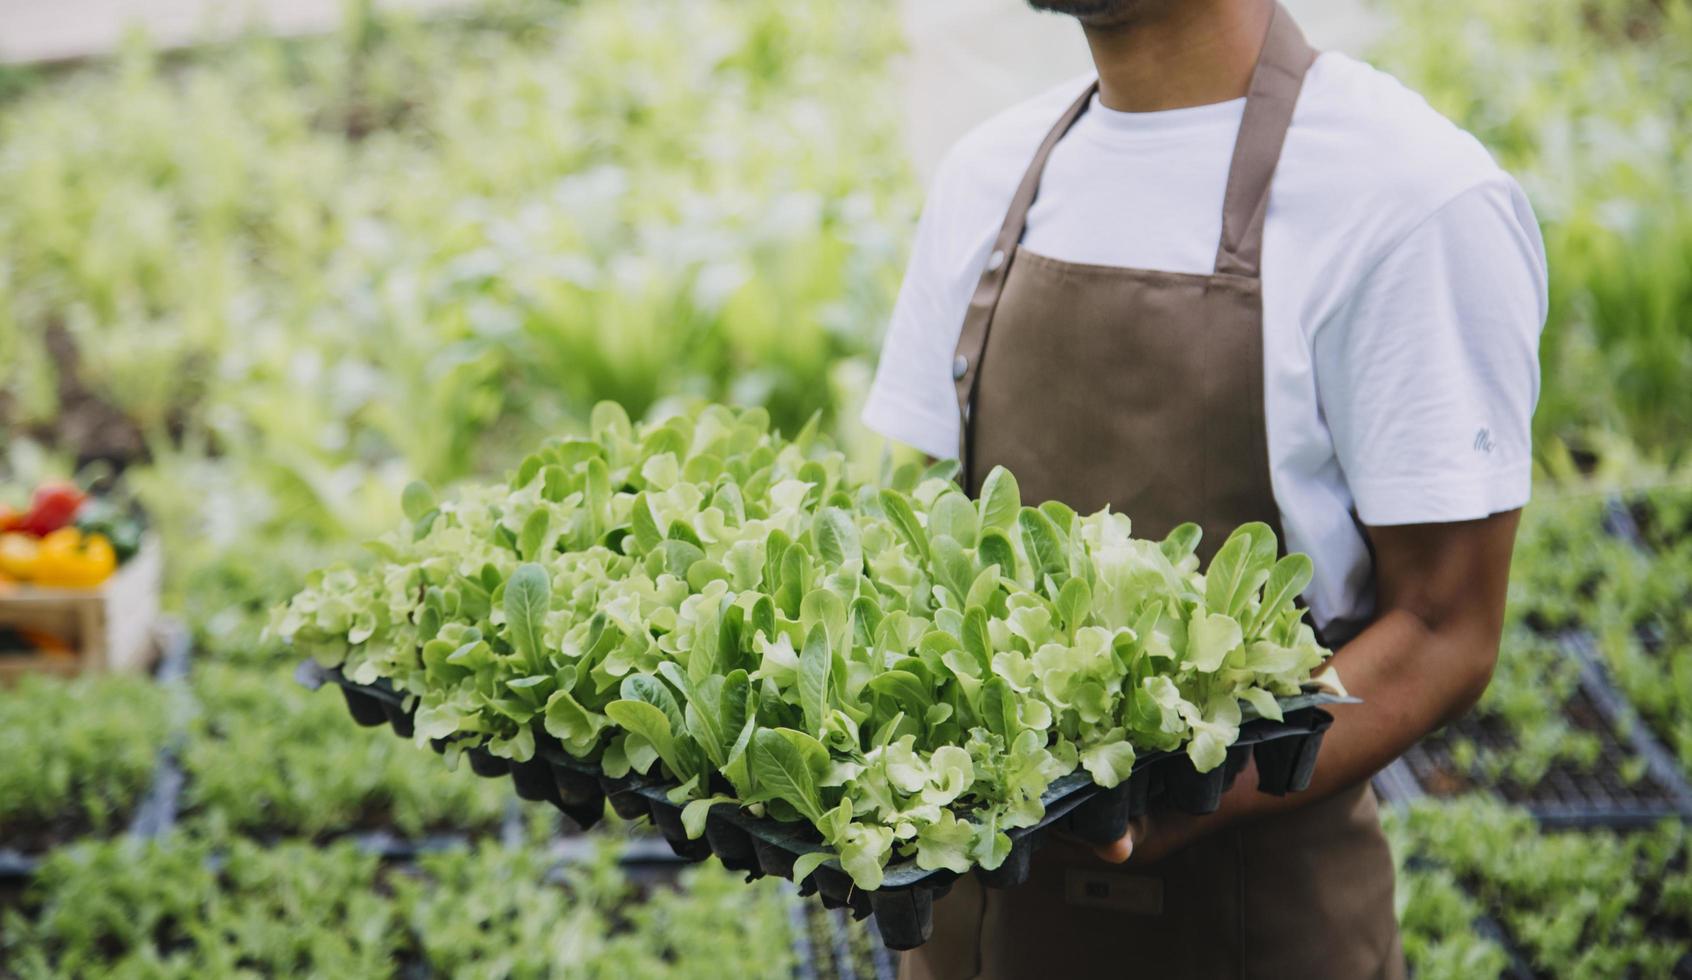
[5,792,894,980]
[1597,491,1692,778]
[360,866,898,980]
[1392,624,1692,829]
[1470,914,1537,980]
[556,839,898,980]
[0,620,192,881]
[1402,685,1692,827]
[1607,491,1692,556]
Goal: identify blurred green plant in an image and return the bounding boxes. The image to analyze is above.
[1375,0,1692,460]
[0,0,912,658]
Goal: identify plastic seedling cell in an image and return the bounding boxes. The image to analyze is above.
[380,700,414,738]
[755,836,799,880]
[466,748,508,778]
[549,763,601,805]
[648,799,713,860]
[339,685,389,727]
[868,888,934,951]
[974,835,1034,889]
[705,812,762,876]
[601,777,652,820]
[1223,741,1253,781]
[1065,765,1157,846]
[508,757,562,807]
[1253,711,1333,796]
[1163,755,1228,814]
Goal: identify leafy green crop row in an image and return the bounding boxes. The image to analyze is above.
[278,403,1336,889]
[180,662,511,840]
[0,673,172,851]
[1376,0,1692,456]
[1386,799,1692,980]
[1,835,796,979]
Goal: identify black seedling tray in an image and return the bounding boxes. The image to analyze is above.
[305,661,1346,950]
[1398,631,1692,830]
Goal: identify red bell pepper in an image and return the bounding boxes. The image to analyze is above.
[16,482,86,537]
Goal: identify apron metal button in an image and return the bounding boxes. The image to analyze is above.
[986,249,1006,272]
[952,354,969,380]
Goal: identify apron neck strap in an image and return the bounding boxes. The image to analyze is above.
[1213,4,1317,278]
[982,3,1317,281]
[982,83,1094,276]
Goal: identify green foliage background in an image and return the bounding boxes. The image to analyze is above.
[0,0,914,663]
[1375,0,1692,456]
[0,0,1689,974]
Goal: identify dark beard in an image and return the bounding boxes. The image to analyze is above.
[1026,0,1163,27]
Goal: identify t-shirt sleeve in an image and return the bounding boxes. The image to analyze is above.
[860,170,974,460]
[1313,176,1548,526]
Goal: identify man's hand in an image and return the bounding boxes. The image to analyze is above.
[1091,756,1264,865]
[1093,509,1522,862]
[1094,811,1196,866]
[1095,814,1147,864]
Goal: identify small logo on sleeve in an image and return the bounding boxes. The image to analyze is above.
[1473,428,1495,455]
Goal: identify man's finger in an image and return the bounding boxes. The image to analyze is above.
[1094,831,1133,864]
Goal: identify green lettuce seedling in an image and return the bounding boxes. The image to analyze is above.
[276,403,1333,888]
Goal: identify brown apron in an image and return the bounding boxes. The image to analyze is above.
[906,7,1406,979]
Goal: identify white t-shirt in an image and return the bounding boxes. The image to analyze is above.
[861,52,1548,633]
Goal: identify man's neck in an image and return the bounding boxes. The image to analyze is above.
[1083,0,1274,113]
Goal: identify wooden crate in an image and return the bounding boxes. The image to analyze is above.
[0,537,162,684]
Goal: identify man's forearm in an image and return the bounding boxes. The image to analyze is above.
[1221,604,1502,822]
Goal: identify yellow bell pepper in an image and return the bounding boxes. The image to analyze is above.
[30,528,117,588]
[0,533,38,580]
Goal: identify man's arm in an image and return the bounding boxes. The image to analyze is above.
[1095,508,1521,865]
